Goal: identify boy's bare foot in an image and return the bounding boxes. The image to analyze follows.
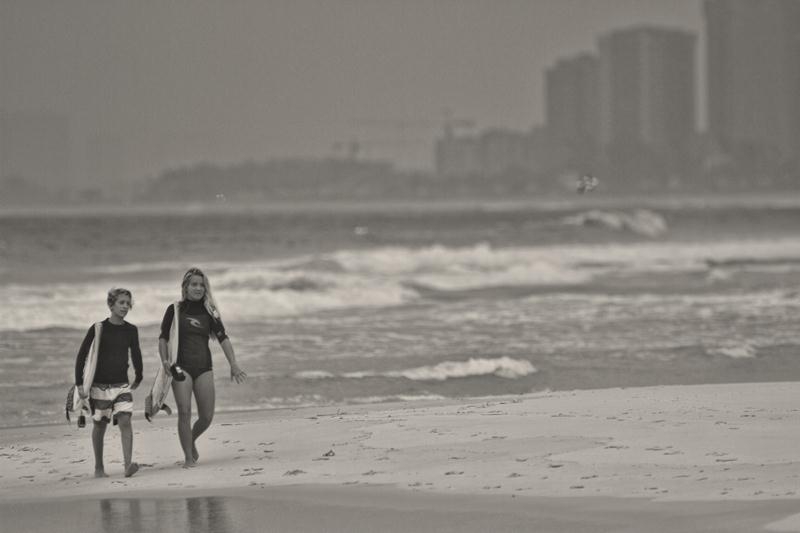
[94,469,108,478]
[182,461,197,469]
[124,463,139,478]
[192,444,199,462]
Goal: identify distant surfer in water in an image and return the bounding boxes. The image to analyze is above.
[159,267,247,468]
[74,288,143,478]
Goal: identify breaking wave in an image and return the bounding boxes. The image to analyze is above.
[562,209,668,237]
[5,237,800,331]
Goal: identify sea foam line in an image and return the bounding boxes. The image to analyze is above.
[294,357,537,382]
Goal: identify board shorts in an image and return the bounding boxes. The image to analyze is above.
[89,383,133,425]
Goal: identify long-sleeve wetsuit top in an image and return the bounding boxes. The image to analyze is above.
[159,300,228,370]
[75,318,143,386]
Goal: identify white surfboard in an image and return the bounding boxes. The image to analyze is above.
[144,302,179,421]
[66,322,102,425]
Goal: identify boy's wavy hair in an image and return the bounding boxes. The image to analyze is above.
[180,267,221,320]
[107,287,133,309]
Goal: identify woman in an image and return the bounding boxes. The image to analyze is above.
[159,267,246,467]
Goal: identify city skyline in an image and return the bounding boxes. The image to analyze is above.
[1,1,702,189]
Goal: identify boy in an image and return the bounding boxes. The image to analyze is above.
[75,288,143,477]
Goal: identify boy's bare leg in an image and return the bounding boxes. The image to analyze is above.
[116,413,136,476]
[92,420,108,477]
[191,371,215,463]
[172,374,196,467]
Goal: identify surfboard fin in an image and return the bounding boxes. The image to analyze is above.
[144,399,173,422]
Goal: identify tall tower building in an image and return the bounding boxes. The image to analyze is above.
[597,26,696,156]
[545,53,600,149]
[705,0,800,162]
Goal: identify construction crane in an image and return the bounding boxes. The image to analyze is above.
[441,108,476,139]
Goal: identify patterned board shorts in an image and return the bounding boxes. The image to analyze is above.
[89,383,133,424]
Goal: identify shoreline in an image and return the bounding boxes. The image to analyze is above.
[4,190,800,218]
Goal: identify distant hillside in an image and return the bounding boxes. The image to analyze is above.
[139,157,554,202]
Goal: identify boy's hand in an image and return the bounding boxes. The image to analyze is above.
[78,389,88,400]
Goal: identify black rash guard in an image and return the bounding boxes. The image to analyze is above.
[159,300,228,370]
[75,318,143,386]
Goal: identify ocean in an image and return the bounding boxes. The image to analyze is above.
[2,194,800,428]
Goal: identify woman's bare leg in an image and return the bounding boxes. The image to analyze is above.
[172,375,196,467]
[191,371,215,462]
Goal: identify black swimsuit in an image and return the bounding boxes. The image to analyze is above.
[159,301,228,380]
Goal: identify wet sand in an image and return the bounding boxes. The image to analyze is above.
[2,383,800,532]
[3,486,800,533]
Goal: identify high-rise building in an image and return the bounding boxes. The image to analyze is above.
[705,0,800,162]
[597,26,696,156]
[545,53,600,149]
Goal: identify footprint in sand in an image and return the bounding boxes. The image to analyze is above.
[284,469,305,476]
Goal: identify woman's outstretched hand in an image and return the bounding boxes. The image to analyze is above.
[230,364,247,384]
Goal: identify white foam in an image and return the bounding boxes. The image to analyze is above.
[348,394,448,403]
[341,357,537,381]
[293,370,336,380]
[709,343,758,359]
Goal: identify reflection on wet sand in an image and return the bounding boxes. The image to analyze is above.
[99,497,235,533]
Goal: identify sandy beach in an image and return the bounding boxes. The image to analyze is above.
[2,382,800,531]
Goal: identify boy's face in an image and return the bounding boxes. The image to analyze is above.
[110,294,131,320]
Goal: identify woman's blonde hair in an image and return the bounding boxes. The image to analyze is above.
[180,267,221,319]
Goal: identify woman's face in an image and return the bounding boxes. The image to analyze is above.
[110,294,131,320]
[186,275,206,301]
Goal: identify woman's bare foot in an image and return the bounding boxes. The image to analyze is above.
[94,469,108,478]
[124,462,139,478]
[182,460,197,469]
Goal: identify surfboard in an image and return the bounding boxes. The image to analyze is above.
[65,322,102,425]
[144,302,179,421]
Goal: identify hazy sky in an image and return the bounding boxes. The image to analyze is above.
[1,0,702,184]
